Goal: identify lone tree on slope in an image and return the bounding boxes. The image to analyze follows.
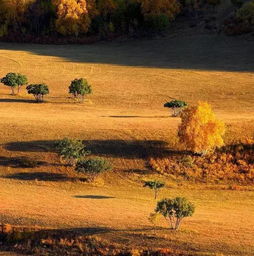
[69,78,92,102]
[164,100,187,117]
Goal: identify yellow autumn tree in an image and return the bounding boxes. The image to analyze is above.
[139,0,181,21]
[53,0,91,36]
[178,102,225,154]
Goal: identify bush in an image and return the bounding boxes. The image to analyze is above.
[144,180,165,199]
[1,72,28,95]
[155,197,195,230]
[164,100,187,117]
[26,84,49,102]
[75,157,112,177]
[69,78,92,102]
[55,138,90,165]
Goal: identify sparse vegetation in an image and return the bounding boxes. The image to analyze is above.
[155,197,195,230]
[143,180,165,199]
[55,138,90,165]
[69,78,92,102]
[1,72,28,95]
[26,84,49,102]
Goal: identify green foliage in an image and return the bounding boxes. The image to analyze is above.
[26,84,49,102]
[236,0,254,25]
[143,14,170,31]
[155,197,195,230]
[75,157,112,178]
[55,138,90,165]
[164,100,187,117]
[144,180,165,199]
[69,78,92,102]
[1,72,28,94]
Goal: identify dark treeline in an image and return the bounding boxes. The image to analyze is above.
[0,0,181,42]
[0,0,253,43]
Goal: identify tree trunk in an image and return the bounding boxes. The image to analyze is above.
[11,87,15,95]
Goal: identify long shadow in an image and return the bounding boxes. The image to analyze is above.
[0,98,35,103]
[103,115,170,119]
[0,33,253,72]
[4,172,75,182]
[5,140,56,152]
[84,139,170,159]
[0,156,47,168]
[74,195,115,199]
[4,139,192,159]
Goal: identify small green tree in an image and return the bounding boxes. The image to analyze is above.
[155,197,195,230]
[144,180,165,199]
[75,157,112,180]
[164,100,187,117]
[55,138,90,165]
[1,72,28,95]
[26,84,49,102]
[69,78,92,102]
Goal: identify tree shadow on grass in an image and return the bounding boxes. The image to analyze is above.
[73,195,115,199]
[0,156,47,168]
[5,140,56,152]
[4,172,77,182]
[4,139,192,159]
[0,98,35,103]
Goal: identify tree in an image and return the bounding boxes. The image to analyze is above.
[139,0,181,30]
[164,100,187,117]
[236,0,254,25]
[75,157,112,180]
[144,180,165,199]
[1,72,28,95]
[26,0,56,36]
[26,83,49,102]
[0,0,32,32]
[53,0,91,36]
[155,197,195,230]
[69,78,92,102]
[55,138,90,165]
[178,102,225,154]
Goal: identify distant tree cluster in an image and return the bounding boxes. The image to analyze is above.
[1,72,92,103]
[0,0,182,40]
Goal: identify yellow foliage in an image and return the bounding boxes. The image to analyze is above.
[178,102,225,154]
[139,0,181,20]
[54,0,91,36]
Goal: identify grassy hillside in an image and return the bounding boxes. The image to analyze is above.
[0,33,253,255]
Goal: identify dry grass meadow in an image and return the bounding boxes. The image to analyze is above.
[0,33,254,255]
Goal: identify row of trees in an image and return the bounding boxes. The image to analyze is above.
[0,72,92,102]
[0,0,181,39]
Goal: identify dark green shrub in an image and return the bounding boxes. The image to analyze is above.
[69,78,92,102]
[143,14,170,32]
[144,180,165,199]
[164,100,187,117]
[1,72,28,95]
[155,197,195,230]
[55,138,90,165]
[26,84,49,102]
[236,0,254,25]
[75,157,112,177]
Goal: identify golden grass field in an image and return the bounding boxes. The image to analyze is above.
[0,33,253,255]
